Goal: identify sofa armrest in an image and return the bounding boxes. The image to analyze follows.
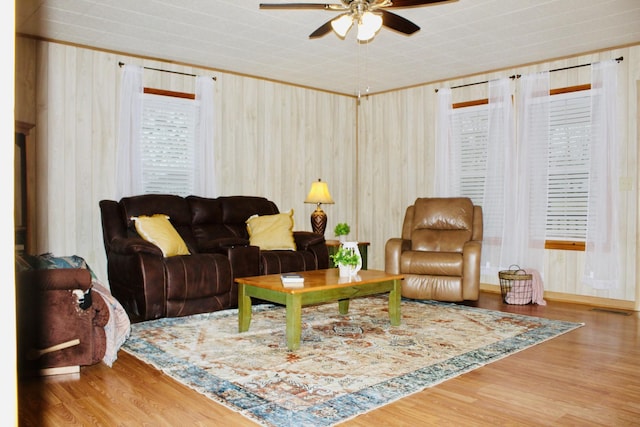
[109,236,163,257]
[198,237,250,253]
[224,245,261,278]
[293,232,329,269]
[293,231,325,250]
[195,238,259,278]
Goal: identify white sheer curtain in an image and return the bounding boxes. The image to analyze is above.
[503,72,549,274]
[583,60,620,289]
[481,78,514,276]
[194,76,217,197]
[434,88,456,196]
[115,64,143,199]
[116,68,217,199]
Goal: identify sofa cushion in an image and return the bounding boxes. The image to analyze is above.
[119,194,197,251]
[186,196,236,244]
[400,251,463,276]
[217,196,280,239]
[246,210,296,250]
[132,214,191,257]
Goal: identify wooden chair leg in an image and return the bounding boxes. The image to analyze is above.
[39,365,80,376]
[26,338,82,376]
[26,338,80,360]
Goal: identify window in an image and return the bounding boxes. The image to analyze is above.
[450,86,591,248]
[451,102,488,206]
[140,92,199,196]
[546,88,591,242]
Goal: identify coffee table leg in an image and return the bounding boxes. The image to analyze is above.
[285,293,302,351]
[388,279,401,326]
[238,284,252,332]
[338,298,350,314]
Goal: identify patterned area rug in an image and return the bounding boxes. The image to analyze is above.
[123,296,582,426]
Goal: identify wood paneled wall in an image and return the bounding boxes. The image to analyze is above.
[358,46,640,305]
[15,36,639,307]
[17,38,357,283]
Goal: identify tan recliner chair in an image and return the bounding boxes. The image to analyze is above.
[385,197,483,302]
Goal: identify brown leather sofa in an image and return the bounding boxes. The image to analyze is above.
[100,194,329,322]
[385,197,483,302]
[16,268,109,375]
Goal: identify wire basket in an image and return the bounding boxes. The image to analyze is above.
[498,265,533,305]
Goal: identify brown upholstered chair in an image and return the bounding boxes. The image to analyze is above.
[16,268,109,375]
[385,197,483,302]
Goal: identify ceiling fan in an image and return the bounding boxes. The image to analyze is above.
[259,0,454,42]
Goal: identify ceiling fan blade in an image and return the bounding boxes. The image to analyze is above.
[309,19,335,38]
[380,10,420,35]
[259,3,343,10]
[384,0,456,8]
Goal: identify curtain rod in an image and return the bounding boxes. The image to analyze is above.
[435,56,623,92]
[118,61,216,81]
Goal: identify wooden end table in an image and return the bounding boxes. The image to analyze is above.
[235,269,403,351]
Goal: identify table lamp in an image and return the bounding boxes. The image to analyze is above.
[304,179,334,235]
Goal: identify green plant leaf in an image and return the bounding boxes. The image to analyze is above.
[334,222,350,236]
[329,245,359,266]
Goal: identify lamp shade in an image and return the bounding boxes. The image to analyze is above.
[331,14,354,38]
[304,179,334,205]
[357,12,383,42]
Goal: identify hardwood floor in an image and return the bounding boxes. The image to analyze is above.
[18,292,640,426]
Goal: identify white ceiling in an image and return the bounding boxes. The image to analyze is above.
[16,0,640,96]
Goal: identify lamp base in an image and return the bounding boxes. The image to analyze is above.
[310,206,327,235]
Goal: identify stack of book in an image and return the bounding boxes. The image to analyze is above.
[281,273,304,288]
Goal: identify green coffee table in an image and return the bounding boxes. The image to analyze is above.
[235,268,403,351]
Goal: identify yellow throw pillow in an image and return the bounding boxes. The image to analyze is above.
[246,210,296,251]
[131,214,191,257]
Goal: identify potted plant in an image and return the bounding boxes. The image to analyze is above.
[330,244,361,277]
[334,222,351,242]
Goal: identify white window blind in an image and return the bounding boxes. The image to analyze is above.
[451,104,488,206]
[140,93,198,196]
[450,89,591,243]
[546,90,591,241]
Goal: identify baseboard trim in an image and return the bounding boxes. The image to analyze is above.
[480,283,637,311]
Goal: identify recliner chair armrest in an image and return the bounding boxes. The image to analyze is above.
[462,240,482,300]
[19,269,92,292]
[109,236,164,257]
[89,291,110,329]
[385,238,411,274]
[463,240,482,261]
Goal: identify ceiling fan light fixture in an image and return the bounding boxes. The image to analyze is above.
[356,11,383,42]
[262,0,446,42]
[331,14,354,38]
